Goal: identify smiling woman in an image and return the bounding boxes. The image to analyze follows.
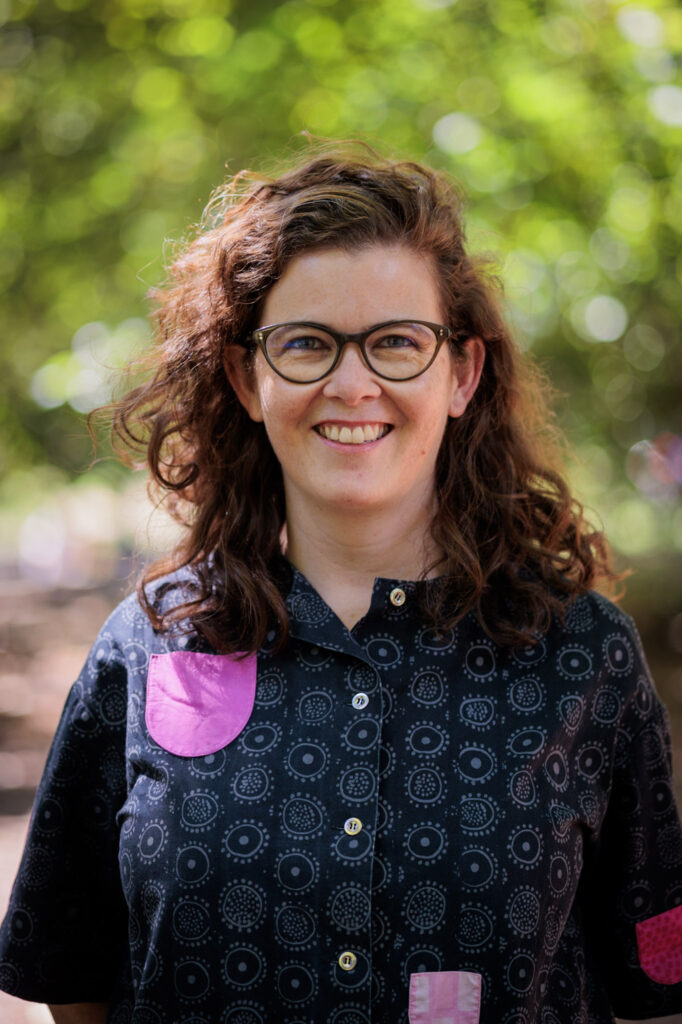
[106,149,621,654]
[0,144,681,1024]
[223,243,484,620]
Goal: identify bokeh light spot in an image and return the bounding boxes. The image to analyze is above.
[432,112,482,155]
[230,29,283,72]
[132,67,184,112]
[293,16,344,60]
[607,498,658,555]
[648,85,682,127]
[414,0,459,8]
[582,295,628,342]
[157,16,235,57]
[623,325,665,372]
[589,229,630,272]
[607,187,653,234]
[616,8,664,48]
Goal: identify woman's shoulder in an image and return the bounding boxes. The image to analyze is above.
[536,589,660,719]
[562,589,636,636]
[538,588,644,670]
[65,571,204,721]
[85,569,204,670]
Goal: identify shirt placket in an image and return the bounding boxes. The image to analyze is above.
[327,657,382,1016]
[286,573,414,1020]
[282,577,405,1015]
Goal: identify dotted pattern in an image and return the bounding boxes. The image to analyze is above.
[636,905,682,985]
[0,569,681,1022]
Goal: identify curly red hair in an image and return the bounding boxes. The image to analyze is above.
[107,143,622,653]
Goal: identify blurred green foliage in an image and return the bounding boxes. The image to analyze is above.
[1,0,681,567]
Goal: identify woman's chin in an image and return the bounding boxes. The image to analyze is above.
[318,489,389,513]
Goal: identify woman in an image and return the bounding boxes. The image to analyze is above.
[1,148,681,1024]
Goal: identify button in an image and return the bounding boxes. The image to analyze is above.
[351,692,369,710]
[338,951,357,971]
[344,817,363,835]
[390,587,406,607]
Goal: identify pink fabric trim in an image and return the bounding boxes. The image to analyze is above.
[636,904,682,985]
[409,971,482,1024]
[146,651,257,757]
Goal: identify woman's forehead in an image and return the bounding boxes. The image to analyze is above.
[261,244,444,329]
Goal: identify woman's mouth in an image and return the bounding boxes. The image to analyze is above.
[314,423,393,445]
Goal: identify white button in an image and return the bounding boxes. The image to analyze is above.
[338,951,357,971]
[390,587,406,607]
[344,817,363,835]
[352,692,369,710]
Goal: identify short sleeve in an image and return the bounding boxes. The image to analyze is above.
[579,615,682,1018]
[0,631,129,1003]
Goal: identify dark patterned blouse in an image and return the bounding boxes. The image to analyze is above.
[1,562,681,1024]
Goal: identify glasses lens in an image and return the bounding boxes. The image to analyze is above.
[265,325,337,381]
[365,322,438,379]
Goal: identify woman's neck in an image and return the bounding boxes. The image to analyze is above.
[283,493,444,629]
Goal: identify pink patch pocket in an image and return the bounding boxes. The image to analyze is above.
[636,904,682,985]
[146,651,257,757]
[409,971,482,1024]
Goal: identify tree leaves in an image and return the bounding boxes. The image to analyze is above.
[1,0,680,559]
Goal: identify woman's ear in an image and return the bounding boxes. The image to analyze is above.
[223,346,265,423]
[448,336,485,418]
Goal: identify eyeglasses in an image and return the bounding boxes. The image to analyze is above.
[245,320,462,383]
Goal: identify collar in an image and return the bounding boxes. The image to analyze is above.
[277,555,450,659]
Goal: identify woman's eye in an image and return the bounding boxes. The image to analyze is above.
[377,333,418,348]
[284,335,329,351]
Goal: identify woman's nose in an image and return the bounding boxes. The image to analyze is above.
[321,342,382,402]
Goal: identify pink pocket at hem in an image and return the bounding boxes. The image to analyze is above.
[146,651,257,757]
[409,971,482,1024]
[636,904,682,985]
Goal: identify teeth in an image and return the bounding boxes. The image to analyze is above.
[317,423,389,444]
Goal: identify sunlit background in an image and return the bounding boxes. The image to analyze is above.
[3,0,682,566]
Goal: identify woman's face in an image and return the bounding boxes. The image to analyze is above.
[226,244,483,521]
